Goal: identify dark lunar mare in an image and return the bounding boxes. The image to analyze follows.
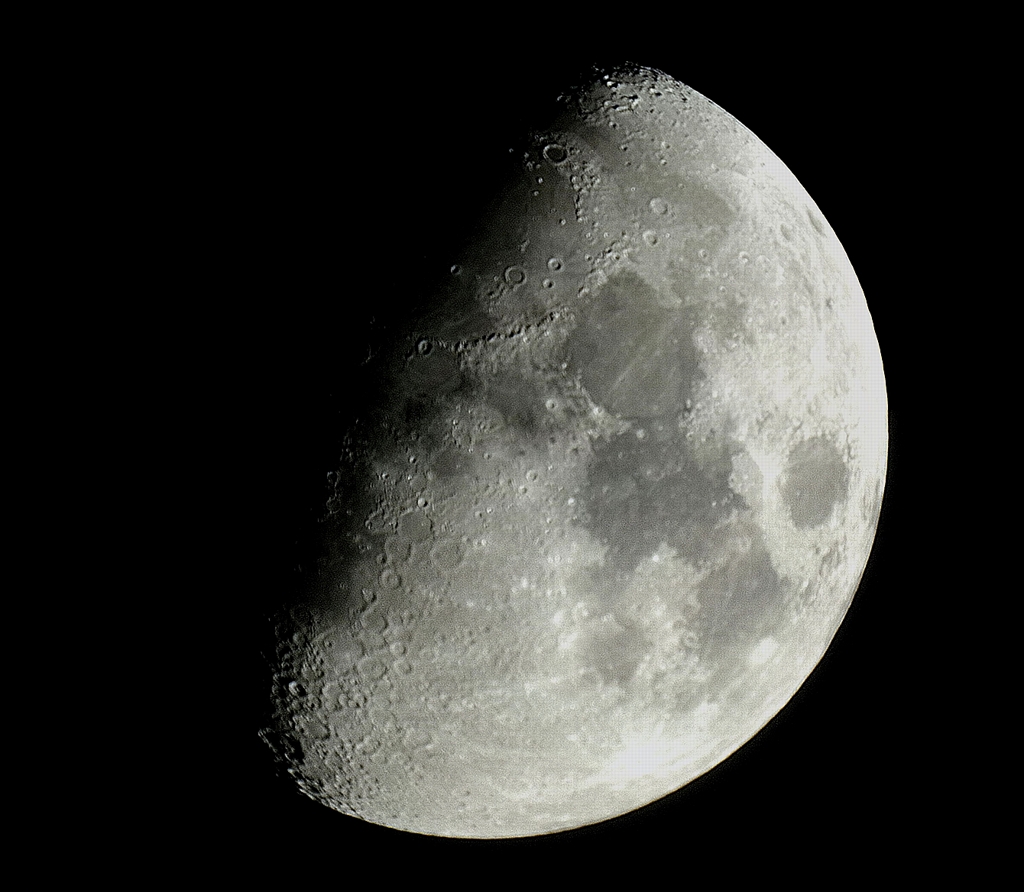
[564,268,789,673]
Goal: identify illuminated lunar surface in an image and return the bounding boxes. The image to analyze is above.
[260,65,887,838]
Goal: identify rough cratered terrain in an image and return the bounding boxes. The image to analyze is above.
[260,64,887,838]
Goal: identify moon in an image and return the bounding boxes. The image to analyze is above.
[258,63,887,839]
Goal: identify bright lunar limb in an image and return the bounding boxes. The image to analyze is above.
[260,64,887,838]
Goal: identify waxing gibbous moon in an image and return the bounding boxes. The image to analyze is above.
[260,64,887,839]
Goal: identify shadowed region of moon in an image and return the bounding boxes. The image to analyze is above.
[260,63,887,839]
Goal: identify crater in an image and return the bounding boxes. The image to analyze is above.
[779,436,850,528]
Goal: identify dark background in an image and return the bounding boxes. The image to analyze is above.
[221,39,915,875]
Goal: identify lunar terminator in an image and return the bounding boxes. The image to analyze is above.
[260,64,887,838]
